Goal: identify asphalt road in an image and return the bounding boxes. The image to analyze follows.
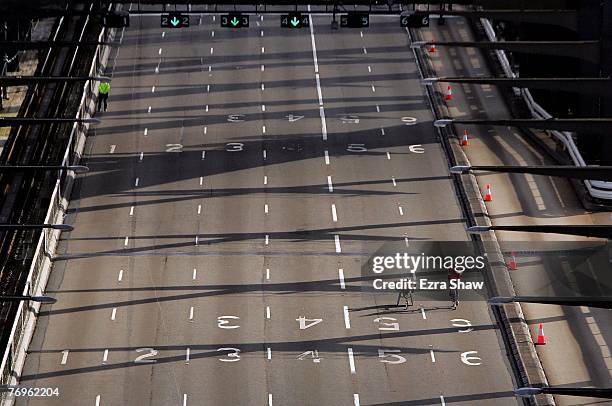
[16,13,519,406]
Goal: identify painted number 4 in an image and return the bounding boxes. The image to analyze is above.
[296,316,323,330]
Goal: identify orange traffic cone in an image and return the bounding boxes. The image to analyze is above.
[536,323,546,345]
[428,43,436,53]
[484,184,492,202]
[461,130,469,146]
[507,252,518,270]
[445,85,453,101]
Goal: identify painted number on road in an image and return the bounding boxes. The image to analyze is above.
[217,347,241,362]
[401,116,418,125]
[226,142,244,152]
[218,315,240,329]
[378,349,406,364]
[373,317,399,331]
[296,316,323,330]
[461,351,482,366]
[134,348,158,363]
[298,350,322,363]
[409,144,425,154]
[451,319,473,333]
[165,143,183,153]
[347,144,367,153]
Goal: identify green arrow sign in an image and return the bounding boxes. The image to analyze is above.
[230,17,239,26]
[290,17,299,27]
[170,17,180,27]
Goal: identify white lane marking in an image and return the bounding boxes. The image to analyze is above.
[440,395,446,405]
[320,107,328,140]
[430,347,436,363]
[405,237,410,247]
[95,395,101,406]
[151,86,155,93]
[199,177,204,186]
[263,176,268,185]
[398,206,404,216]
[268,394,273,406]
[363,47,367,54]
[143,128,148,136]
[261,64,265,72]
[183,394,187,406]
[158,47,162,55]
[327,176,333,192]
[380,128,385,135]
[162,31,165,38]
[421,308,427,319]
[360,31,363,37]
[102,349,108,364]
[210,47,214,54]
[118,269,123,282]
[124,237,129,246]
[354,394,360,406]
[371,84,376,92]
[267,347,272,360]
[266,268,270,280]
[111,308,117,321]
[211,30,215,37]
[262,104,266,112]
[392,177,397,187]
[189,306,194,322]
[324,150,330,165]
[309,16,328,141]
[193,268,197,280]
[348,348,356,373]
[195,236,199,246]
[386,151,391,160]
[261,46,265,53]
[338,268,345,289]
[61,350,69,365]
[205,105,209,112]
[109,144,116,154]
[315,74,323,105]
[147,106,151,113]
[264,204,269,214]
[334,235,341,253]
[376,104,380,112]
[343,305,351,329]
[368,65,371,73]
[331,204,337,222]
[261,83,265,91]
[198,204,202,214]
[213,15,216,21]
[139,152,144,161]
[129,206,134,216]
[207,84,210,92]
[263,149,267,160]
[203,126,207,135]
[262,125,266,134]
[201,151,206,160]
[265,235,269,245]
[208,65,212,73]
[266,306,271,319]
[261,30,264,37]
[186,348,190,364]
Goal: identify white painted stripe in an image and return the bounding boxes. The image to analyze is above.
[266,306,271,319]
[267,347,272,360]
[386,152,391,160]
[147,106,151,113]
[440,395,446,406]
[193,268,197,280]
[324,150,330,165]
[201,151,206,160]
[376,104,380,112]
[343,305,351,329]
[348,347,356,373]
[195,236,199,246]
[205,105,209,112]
[338,268,345,289]
[327,176,333,192]
[61,350,69,365]
[207,84,210,92]
[199,176,203,186]
[354,394,360,406]
[261,30,264,37]
[315,74,323,105]
[266,268,270,280]
[95,395,101,406]
[371,84,376,92]
[261,46,265,53]
[197,204,202,215]
[151,86,155,93]
[381,128,385,135]
[368,65,371,73]
[262,125,266,134]
[392,177,397,187]
[138,151,144,161]
[320,107,328,141]
[102,349,108,364]
[263,149,267,160]
[134,177,139,187]
[363,47,367,54]
[262,104,266,112]
[129,206,134,216]
[268,394,273,406]
[158,47,162,55]
[360,31,363,37]
[430,348,436,363]
[331,204,337,222]
[162,31,165,38]
[111,308,117,321]
[143,128,148,136]
[263,176,268,185]
[264,204,269,214]
[211,30,215,37]
[334,235,341,253]
[124,237,129,247]
[189,306,194,321]
[210,47,214,54]
[186,347,190,364]
[261,83,265,91]
[421,308,427,320]
[265,235,269,245]
[398,206,404,216]
[183,394,187,406]
[118,269,123,282]
[261,64,265,71]
[203,126,207,135]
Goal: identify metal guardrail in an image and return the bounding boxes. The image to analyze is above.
[480,18,612,201]
[0,18,115,397]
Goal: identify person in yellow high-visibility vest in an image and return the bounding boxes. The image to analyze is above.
[98,81,110,112]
